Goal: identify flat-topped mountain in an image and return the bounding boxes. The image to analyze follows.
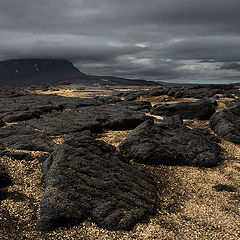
[0,59,85,86]
[0,58,159,86]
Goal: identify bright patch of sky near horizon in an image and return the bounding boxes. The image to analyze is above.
[0,0,240,83]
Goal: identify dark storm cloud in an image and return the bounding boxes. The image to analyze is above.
[218,63,240,71]
[0,0,240,82]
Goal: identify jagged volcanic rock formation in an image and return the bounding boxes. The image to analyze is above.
[118,117,222,167]
[36,131,157,230]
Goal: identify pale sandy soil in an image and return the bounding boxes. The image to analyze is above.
[0,87,239,240]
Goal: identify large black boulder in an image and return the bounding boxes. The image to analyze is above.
[210,104,240,144]
[150,99,216,120]
[118,117,221,167]
[167,86,222,99]
[36,131,157,231]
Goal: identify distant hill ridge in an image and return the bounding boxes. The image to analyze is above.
[0,59,159,86]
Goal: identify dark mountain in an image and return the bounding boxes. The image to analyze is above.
[0,59,159,86]
[0,59,85,86]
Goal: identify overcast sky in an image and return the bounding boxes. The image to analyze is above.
[1,0,240,83]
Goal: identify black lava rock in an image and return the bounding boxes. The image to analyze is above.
[210,104,240,144]
[36,131,157,231]
[150,99,216,120]
[118,118,221,167]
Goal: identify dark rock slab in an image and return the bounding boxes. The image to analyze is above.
[0,160,12,189]
[2,111,40,122]
[117,101,152,113]
[36,131,157,231]
[0,94,98,118]
[27,110,102,136]
[213,184,237,192]
[148,87,169,96]
[94,96,122,104]
[98,105,152,130]
[210,104,240,144]
[167,86,222,99]
[150,99,216,120]
[118,118,221,167]
[27,104,152,135]
[0,123,56,152]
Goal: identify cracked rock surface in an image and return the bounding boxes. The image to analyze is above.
[36,131,157,231]
[118,117,221,167]
[150,99,216,120]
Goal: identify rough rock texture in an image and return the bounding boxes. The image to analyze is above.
[167,86,222,99]
[118,118,221,167]
[148,87,169,97]
[27,104,151,135]
[0,160,12,189]
[2,111,40,122]
[0,93,98,122]
[27,110,102,135]
[210,104,240,144]
[117,101,152,113]
[0,123,56,152]
[150,99,216,120]
[94,96,122,104]
[37,131,157,231]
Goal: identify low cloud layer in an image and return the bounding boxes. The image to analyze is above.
[1,0,240,83]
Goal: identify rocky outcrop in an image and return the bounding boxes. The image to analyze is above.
[167,86,222,99]
[27,104,152,135]
[118,117,221,167]
[210,104,240,144]
[36,131,157,231]
[150,99,216,120]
